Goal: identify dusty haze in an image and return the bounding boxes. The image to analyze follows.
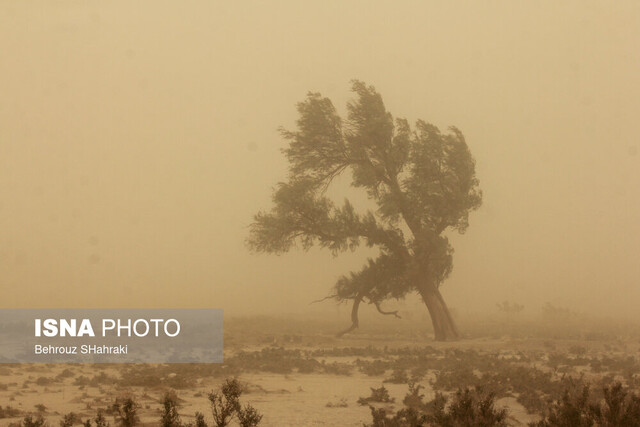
[1,1,639,320]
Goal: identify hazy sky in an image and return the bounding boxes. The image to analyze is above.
[1,1,638,319]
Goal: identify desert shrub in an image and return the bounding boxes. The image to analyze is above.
[59,413,81,427]
[409,365,429,382]
[358,386,395,405]
[209,379,242,427]
[531,384,595,427]
[367,406,428,427]
[569,345,587,356]
[296,358,322,373]
[358,359,390,376]
[111,396,139,427]
[22,415,47,427]
[193,412,207,427]
[161,392,182,427]
[596,355,639,380]
[311,346,389,358]
[429,357,581,415]
[497,301,524,315]
[402,382,428,412]
[229,347,320,375]
[542,304,575,319]
[56,369,75,380]
[533,382,640,427]
[431,365,479,391]
[321,361,352,376]
[0,405,22,418]
[364,385,508,426]
[93,410,109,427]
[426,387,508,426]
[89,373,115,387]
[73,376,90,386]
[164,375,197,390]
[237,404,262,427]
[207,378,262,427]
[384,368,410,384]
[326,398,348,408]
[35,377,55,386]
[73,373,117,388]
[116,367,163,388]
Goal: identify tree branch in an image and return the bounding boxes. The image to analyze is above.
[309,295,337,305]
[373,301,401,318]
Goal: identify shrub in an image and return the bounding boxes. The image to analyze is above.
[209,379,242,427]
[359,359,389,377]
[161,392,182,427]
[35,377,55,386]
[384,368,410,384]
[358,386,395,406]
[237,404,262,427]
[365,385,508,427]
[325,398,348,408]
[207,378,262,427]
[426,387,508,426]
[93,410,109,427]
[59,413,81,427]
[111,397,139,427]
[0,405,22,418]
[56,369,75,380]
[193,412,207,427]
[22,415,47,427]
[533,382,640,427]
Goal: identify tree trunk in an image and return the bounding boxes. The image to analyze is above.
[336,295,362,338]
[419,285,459,341]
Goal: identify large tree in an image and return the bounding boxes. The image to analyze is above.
[248,81,482,341]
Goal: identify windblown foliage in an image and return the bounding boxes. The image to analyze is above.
[249,81,482,339]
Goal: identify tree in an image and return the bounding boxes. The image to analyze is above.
[248,81,482,340]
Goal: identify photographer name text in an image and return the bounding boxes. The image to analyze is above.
[35,344,128,355]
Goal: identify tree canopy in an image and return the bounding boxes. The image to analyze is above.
[248,81,482,340]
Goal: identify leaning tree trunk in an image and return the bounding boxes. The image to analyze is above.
[419,284,459,341]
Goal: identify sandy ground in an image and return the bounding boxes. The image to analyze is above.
[0,362,539,426]
[1,315,638,426]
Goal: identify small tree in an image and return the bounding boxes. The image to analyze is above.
[208,378,262,427]
[249,81,482,340]
[111,397,139,427]
[209,379,242,427]
[161,392,182,427]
